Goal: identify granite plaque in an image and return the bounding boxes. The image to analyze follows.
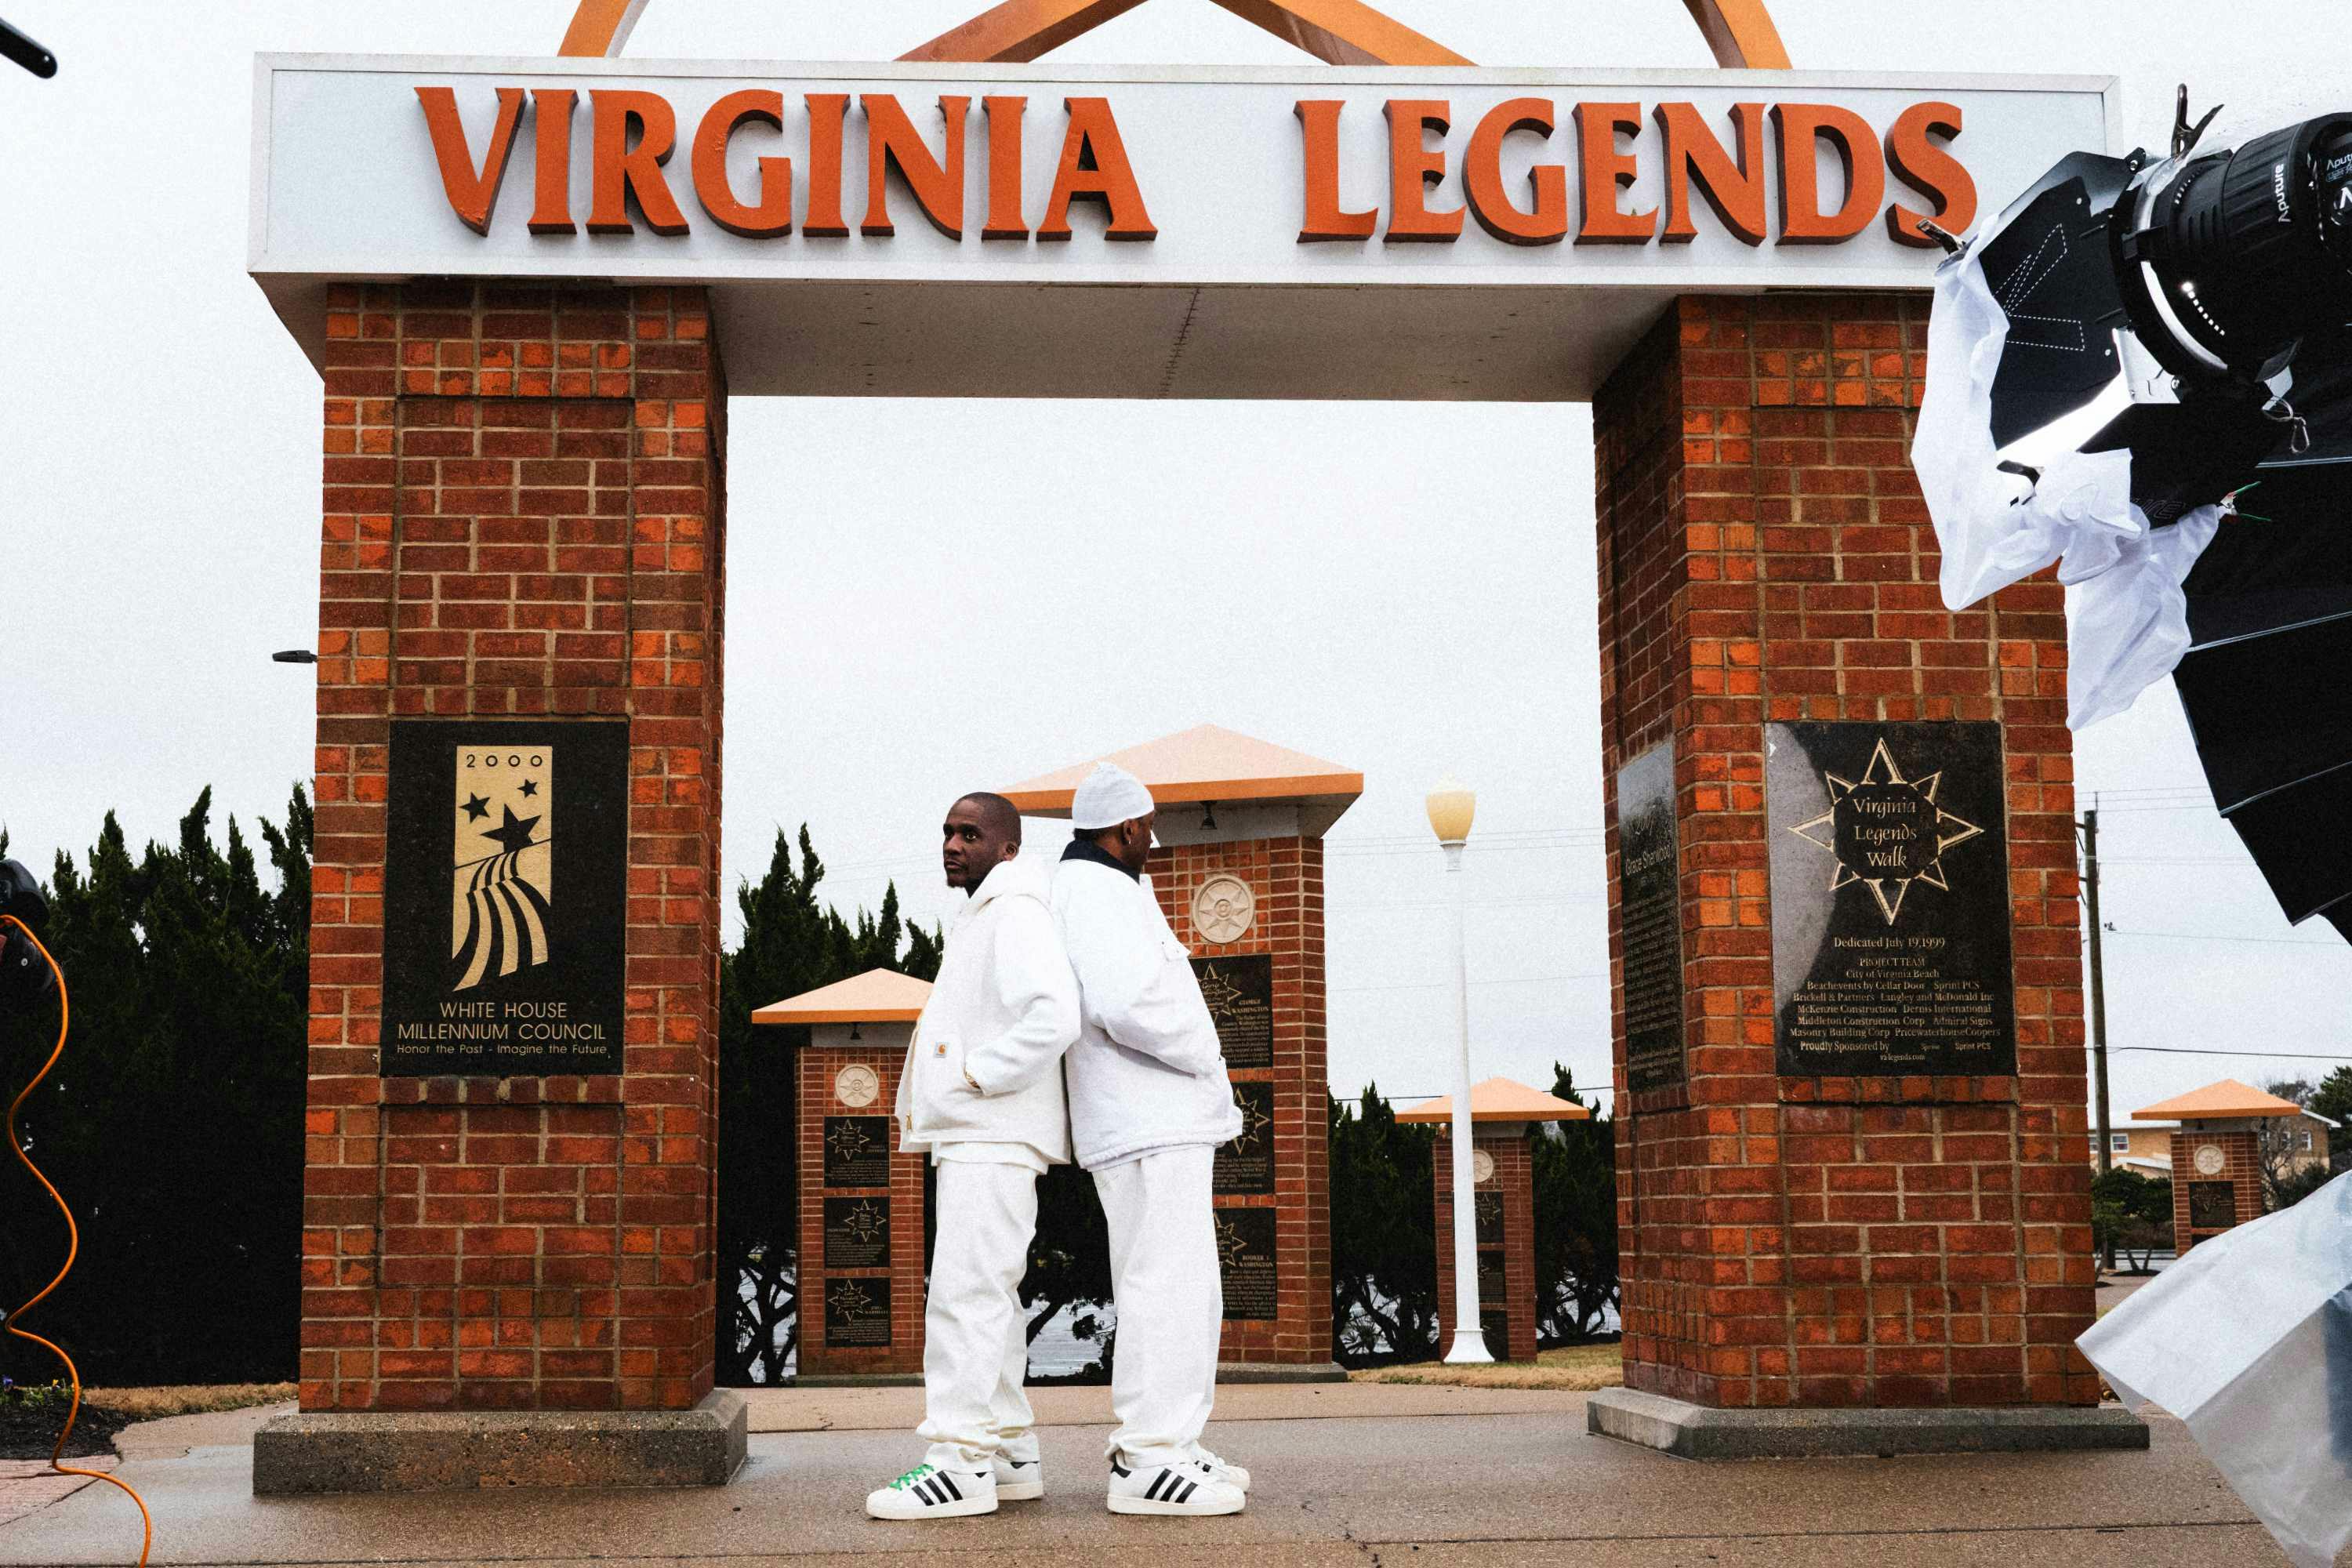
[822,1116,891,1189]
[1217,1206,1279,1321]
[1479,1308,1510,1360]
[1475,1191,1504,1247]
[823,1276,891,1348]
[1214,1081,1276,1196]
[2190,1180,2238,1230]
[1765,722,2016,1078]
[1193,954,1274,1070]
[1477,1252,1507,1301]
[382,721,629,1077]
[1616,742,1686,1094]
[823,1196,891,1270]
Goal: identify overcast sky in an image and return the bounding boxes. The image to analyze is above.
[5,0,2350,1123]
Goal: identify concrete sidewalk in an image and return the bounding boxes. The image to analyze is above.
[0,1385,2296,1568]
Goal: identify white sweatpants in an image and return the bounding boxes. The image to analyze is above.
[918,1159,1041,1472]
[1092,1144,1222,1469]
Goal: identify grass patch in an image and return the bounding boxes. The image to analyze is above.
[78,1383,296,1421]
[1348,1343,1624,1392]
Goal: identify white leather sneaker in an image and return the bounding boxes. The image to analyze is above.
[1105,1457,1246,1515]
[864,1462,997,1519]
[993,1454,1045,1500]
[1187,1445,1250,1492]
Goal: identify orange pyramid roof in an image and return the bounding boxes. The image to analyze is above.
[1001,724,1361,817]
[1395,1076,1593,1124]
[2132,1078,2307,1122]
[752,967,931,1026]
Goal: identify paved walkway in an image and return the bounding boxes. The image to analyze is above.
[0,1386,2300,1568]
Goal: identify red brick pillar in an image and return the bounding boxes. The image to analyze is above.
[1150,831,1336,1374]
[1588,295,2122,1454]
[2168,1125,2263,1252]
[1432,1128,1539,1363]
[263,282,742,1491]
[795,1028,927,1382]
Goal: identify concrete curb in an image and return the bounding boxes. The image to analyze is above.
[1588,1387,2151,1460]
[251,1390,747,1494]
[1218,1361,1351,1385]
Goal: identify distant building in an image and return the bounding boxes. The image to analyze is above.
[2090,1083,2336,1178]
[2085,1122,2177,1178]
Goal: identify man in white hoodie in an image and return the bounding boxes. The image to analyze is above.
[866,792,1079,1521]
[1052,763,1250,1516]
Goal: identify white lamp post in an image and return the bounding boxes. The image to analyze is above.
[1426,775,1491,1364]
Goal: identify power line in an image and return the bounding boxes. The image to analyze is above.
[2118,1046,2352,1062]
[2105,927,2344,949]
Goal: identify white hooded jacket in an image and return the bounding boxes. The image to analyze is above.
[1051,848,1243,1171]
[894,854,1080,1163]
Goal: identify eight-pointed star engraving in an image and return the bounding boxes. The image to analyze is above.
[1786,736,1984,925]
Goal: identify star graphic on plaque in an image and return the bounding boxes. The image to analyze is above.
[1214,1214,1251,1270]
[1786,736,1984,925]
[450,749,555,991]
[1227,1086,1271,1149]
[826,1120,877,1164]
[840,1199,887,1246]
[1196,963,1248,1028]
[832,1281,878,1322]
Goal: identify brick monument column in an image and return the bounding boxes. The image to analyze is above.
[1401,1078,1591,1363]
[255,282,745,1492]
[1004,724,1356,1379]
[1583,294,2143,1457]
[2134,1080,2293,1252]
[752,970,935,1384]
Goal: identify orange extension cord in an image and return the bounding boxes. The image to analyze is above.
[2,913,151,1565]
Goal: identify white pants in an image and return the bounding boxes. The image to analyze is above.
[918,1159,1041,1471]
[1093,1144,1222,1469]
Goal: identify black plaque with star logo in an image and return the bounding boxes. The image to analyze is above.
[822,1116,891,1189]
[823,1276,892,1348]
[1192,954,1273,1069]
[2189,1181,2238,1230]
[1615,742,1687,1094]
[1213,1081,1276,1196]
[1216,1205,1279,1321]
[381,720,628,1077]
[823,1196,891,1269]
[1765,722,2016,1078]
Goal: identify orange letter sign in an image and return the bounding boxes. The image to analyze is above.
[1463,97,1566,246]
[416,85,525,237]
[982,96,1030,240]
[1773,103,1885,244]
[1037,98,1156,242]
[587,89,689,235]
[529,88,578,234]
[804,94,851,238]
[1653,102,1766,245]
[863,94,969,240]
[1573,102,1655,244]
[692,89,792,238]
[1383,100,1462,244]
[1885,101,1976,246]
[1295,100,1376,242]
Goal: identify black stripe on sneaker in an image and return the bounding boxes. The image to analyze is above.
[1177,1479,1198,1503]
[922,1479,944,1506]
[1145,1471,1171,1501]
[939,1472,963,1502]
[912,1479,933,1505]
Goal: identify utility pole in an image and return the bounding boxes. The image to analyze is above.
[2081,803,2115,1272]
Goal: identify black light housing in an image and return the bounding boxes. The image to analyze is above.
[0,15,55,78]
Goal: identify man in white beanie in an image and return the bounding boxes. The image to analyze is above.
[1052,762,1250,1516]
[865,792,1080,1521]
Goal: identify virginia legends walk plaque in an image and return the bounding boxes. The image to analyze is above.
[381,720,628,1077]
[1193,953,1274,1069]
[1615,742,1687,1094]
[1214,1081,1276,1196]
[1764,722,2016,1077]
[821,1116,891,1189]
[822,1196,891,1270]
[1217,1206,1278,1321]
[823,1276,892,1348]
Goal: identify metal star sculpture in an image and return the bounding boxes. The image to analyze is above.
[1786,736,1984,925]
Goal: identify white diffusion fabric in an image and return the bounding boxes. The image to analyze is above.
[2078,1173,2352,1568]
[1912,253,2220,729]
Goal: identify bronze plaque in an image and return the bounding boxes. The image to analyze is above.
[381,721,629,1077]
[2190,1180,2238,1230]
[1766,722,2016,1077]
[1214,1081,1276,1196]
[1617,742,1686,1094]
[822,1276,891,1348]
[822,1116,891,1189]
[823,1196,891,1270]
[1475,1190,1504,1247]
[1217,1206,1278,1321]
[1193,954,1273,1070]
